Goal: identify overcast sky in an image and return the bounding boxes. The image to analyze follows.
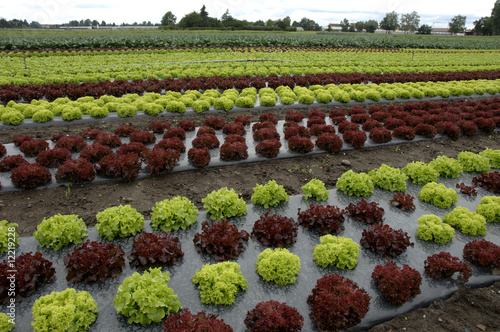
[2,0,496,28]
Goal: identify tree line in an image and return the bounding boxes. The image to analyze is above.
[473,0,500,35]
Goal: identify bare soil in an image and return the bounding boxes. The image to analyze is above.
[1,102,499,331]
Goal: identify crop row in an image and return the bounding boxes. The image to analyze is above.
[3,48,500,86]
[4,46,493,56]
[2,80,500,126]
[2,31,500,50]
[1,159,499,331]
[2,70,500,101]
[1,97,500,190]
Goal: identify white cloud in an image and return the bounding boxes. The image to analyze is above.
[2,0,494,28]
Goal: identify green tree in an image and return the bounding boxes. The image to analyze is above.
[200,5,209,21]
[255,20,265,26]
[355,21,365,32]
[178,11,203,28]
[161,11,177,26]
[448,14,467,34]
[400,11,420,33]
[492,0,500,34]
[364,19,379,33]
[29,21,42,28]
[295,17,321,31]
[474,16,493,35]
[380,11,399,32]
[340,18,350,32]
[418,24,432,34]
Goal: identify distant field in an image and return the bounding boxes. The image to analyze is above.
[1,30,500,50]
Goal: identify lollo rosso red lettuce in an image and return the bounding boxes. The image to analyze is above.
[130,130,156,145]
[259,112,278,125]
[163,128,186,140]
[308,109,325,119]
[284,125,310,140]
[204,116,226,130]
[343,130,367,149]
[472,171,500,194]
[463,239,500,268]
[19,139,49,157]
[315,132,343,153]
[234,115,251,126]
[128,232,184,269]
[307,273,370,331]
[149,121,171,134]
[252,121,275,132]
[307,116,326,127]
[0,252,55,304]
[94,133,122,148]
[114,125,136,137]
[297,204,345,235]
[0,155,29,172]
[285,110,305,122]
[389,192,416,211]
[35,147,72,168]
[222,123,246,136]
[11,163,52,189]
[251,212,298,247]
[63,240,125,283]
[116,142,148,157]
[55,135,87,152]
[372,261,422,306]
[362,119,383,132]
[163,308,233,332]
[244,300,303,332]
[360,224,413,258]
[224,134,246,144]
[141,148,180,175]
[79,143,114,163]
[424,252,472,281]
[155,137,186,154]
[197,125,216,137]
[96,152,141,181]
[188,147,211,168]
[392,126,416,140]
[255,139,281,158]
[220,142,248,161]
[81,128,104,139]
[177,120,195,132]
[55,158,96,183]
[309,124,335,136]
[287,135,314,154]
[456,183,478,196]
[346,198,385,225]
[13,134,32,147]
[193,219,249,261]
[192,134,220,150]
[369,127,392,144]
[253,127,280,142]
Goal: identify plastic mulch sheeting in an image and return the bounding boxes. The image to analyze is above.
[1,172,499,331]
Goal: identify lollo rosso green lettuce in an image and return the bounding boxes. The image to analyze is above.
[95,204,145,240]
[150,196,199,231]
[443,206,487,236]
[251,180,289,208]
[417,214,455,244]
[0,220,18,253]
[418,182,458,209]
[31,288,98,332]
[313,235,360,269]
[192,261,247,305]
[202,187,247,220]
[33,214,88,251]
[302,178,330,201]
[255,248,301,285]
[475,196,500,222]
[114,267,181,324]
[368,164,408,192]
[336,170,374,197]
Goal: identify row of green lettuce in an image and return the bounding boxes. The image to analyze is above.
[2,80,500,125]
[2,31,500,50]
[2,48,500,85]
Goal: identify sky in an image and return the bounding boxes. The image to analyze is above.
[1,0,496,29]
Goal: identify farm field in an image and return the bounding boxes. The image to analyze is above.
[0,31,499,332]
